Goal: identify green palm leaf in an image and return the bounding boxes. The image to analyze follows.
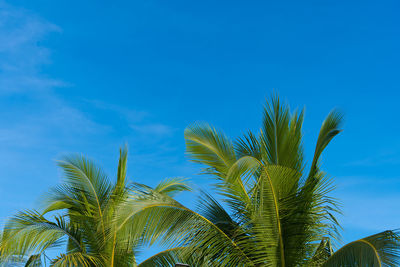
[50,252,102,267]
[1,147,192,267]
[137,247,184,267]
[260,95,305,172]
[185,123,237,179]
[322,230,400,267]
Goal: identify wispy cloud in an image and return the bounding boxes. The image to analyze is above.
[0,0,177,173]
[83,99,174,138]
[0,1,180,225]
[0,2,112,149]
[0,2,60,50]
[0,2,111,220]
[0,1,64,94]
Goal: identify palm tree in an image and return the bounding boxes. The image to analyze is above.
[118,96,400,266]
[0,147,191,266]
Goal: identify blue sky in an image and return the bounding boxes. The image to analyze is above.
[1,0,400,262]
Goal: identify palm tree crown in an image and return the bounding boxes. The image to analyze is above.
[0,147,190,266]
[1,96,399,267]
[126,96,400,266]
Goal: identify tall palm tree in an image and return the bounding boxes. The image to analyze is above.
[118,96,400,266]
[0,147,191,266]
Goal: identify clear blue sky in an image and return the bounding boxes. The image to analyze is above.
[1,0,400,262]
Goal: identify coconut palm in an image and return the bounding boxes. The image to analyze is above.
[0,147,191,266]
[118,96,400,266]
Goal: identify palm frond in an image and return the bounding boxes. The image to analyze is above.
[219,156,262,221]
[57,155,112,211]
[138,247,213,267]
[322,230,400,267]
[307,110,343,182]
[137,247,183,267]
[51,252,102,267]
[249,165,301,266]
[260,94,305,172]
[235,131,262,160]
[184,123,236,178]
[57,155,113,244]
[116,186,256,266]
[1,210,81,260]
[153,178,191,197]
[307,237,333,266]
[113,145,128,200]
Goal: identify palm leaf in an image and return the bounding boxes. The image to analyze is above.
[235,131,262,160]
[1,210,82,260]
[308,237,333,266]
[153,178,191,197]
[113,145,128,201]
[307,110,343,183]
[57,155,112,212]
[137,247,183,267]
[184,123,236,178]
[260,94,305,172]
[116,186,256,266]
[322,230,400,267]
[51,252,102,267]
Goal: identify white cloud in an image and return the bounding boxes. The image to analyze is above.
[0,1,179,221]
[0,1,183,232]
[0,3,60,52]
[0,1,62,94]
[0,2,111,149]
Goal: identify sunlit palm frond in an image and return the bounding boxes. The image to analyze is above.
[181,95,346,266]
[137,247,184,267]
[185,123,236,178]
[57,155,112,211]
[117,186,256,266]
[57,155,113,246]
[113,145,129,201]
[1,210,81,261]
[218,156,261,221]
[41,183,88,216]
[1,146,199,267]
[51,252,102,267]
[260,95,305,172]
[138,247,213,267]
[307,110,343,182]
[153,178,191,197]
[249,165,303,266]
[235,131,262,160]
[322,230,400,267]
